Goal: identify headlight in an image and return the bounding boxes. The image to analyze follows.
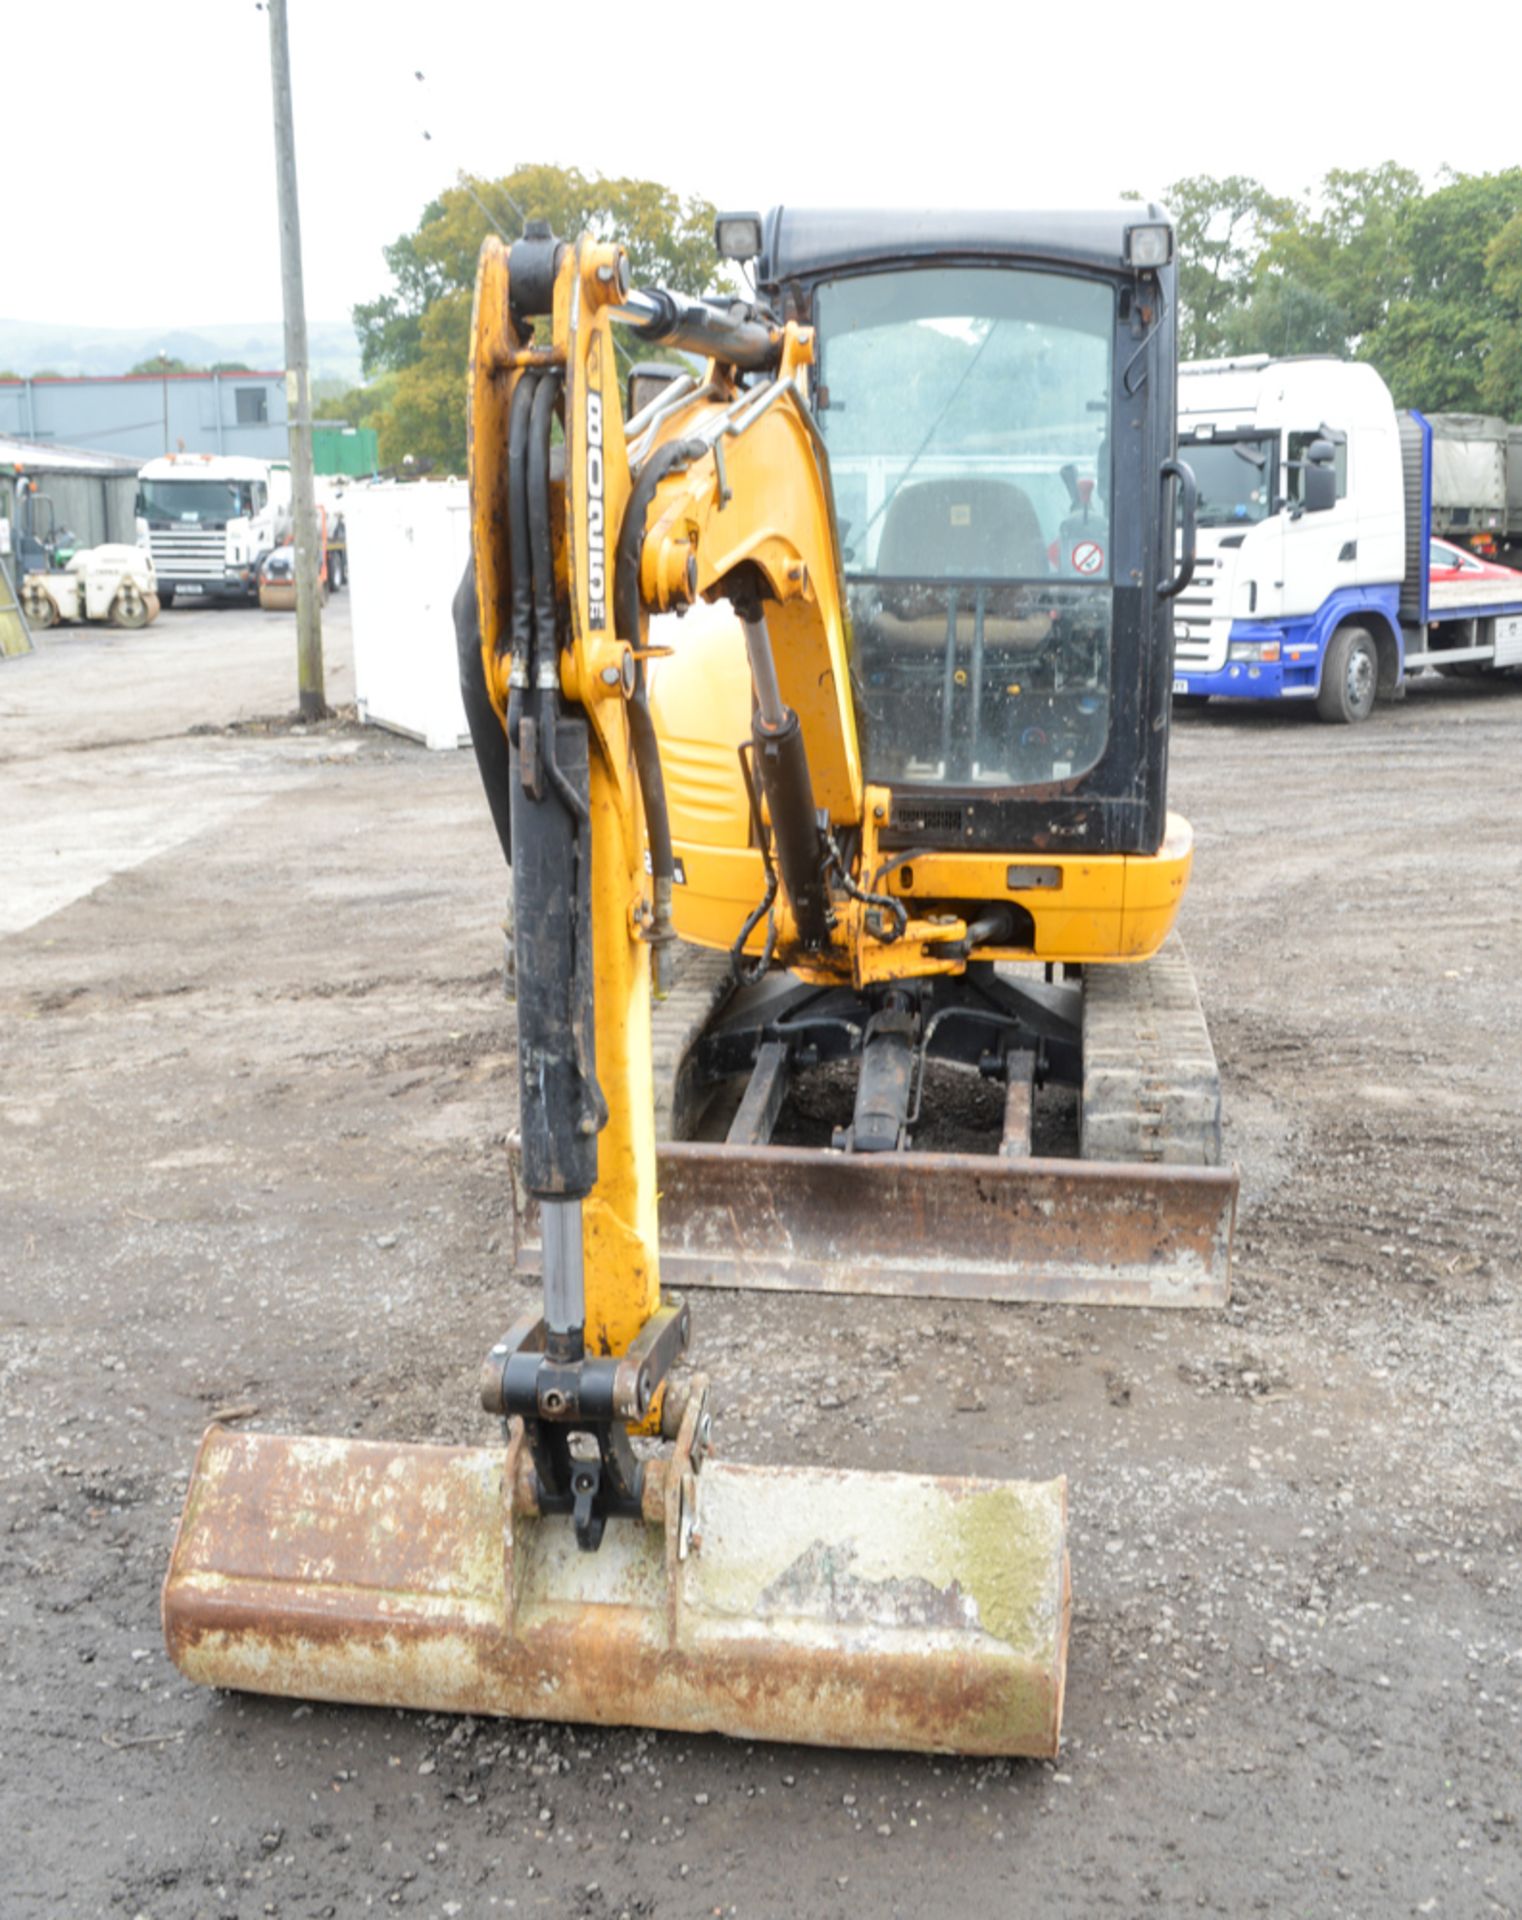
[714,211,763,263]
[1126,224,1173,269]
[1228,640,1280,663]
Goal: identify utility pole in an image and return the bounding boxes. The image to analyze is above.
[267,0,325,718]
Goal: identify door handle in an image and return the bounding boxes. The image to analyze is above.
[1158,458,1197,600]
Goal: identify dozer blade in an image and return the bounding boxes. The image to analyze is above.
[164,1422,1069,1758]
[513,1139,1237,1308]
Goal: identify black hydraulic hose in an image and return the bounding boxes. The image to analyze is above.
[731,869,778,986]
[627,694,674,886]
[614,437,705,928]
[824,824,907,942]
[612,438,706,651]
[527,372,560,689]
[505,369,539,744]
[527,371,589,825]
[452,556,513,869]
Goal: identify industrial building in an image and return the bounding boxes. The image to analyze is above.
[2,436,143,552]
[0,369,289,462]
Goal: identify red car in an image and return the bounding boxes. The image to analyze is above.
[1428,538,1522,605]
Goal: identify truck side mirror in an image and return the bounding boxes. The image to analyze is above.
[1303,439,1337,513]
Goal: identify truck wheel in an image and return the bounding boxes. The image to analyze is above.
[327,551,345,591]
[1316,626,1378,724]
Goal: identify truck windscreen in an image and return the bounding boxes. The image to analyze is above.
[814,265,1115,793]
[1177,435,1276,527]
[139,481,247,528]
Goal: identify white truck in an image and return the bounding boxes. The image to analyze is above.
[1170,356,1522,721]
[137,453,292,607]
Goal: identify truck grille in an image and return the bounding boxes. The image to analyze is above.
[149,528,226,581]
[1171,554,1218,667]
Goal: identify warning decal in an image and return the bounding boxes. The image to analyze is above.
[1071,540,1104,576]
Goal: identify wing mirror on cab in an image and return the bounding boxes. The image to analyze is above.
[1302,439,1338,513]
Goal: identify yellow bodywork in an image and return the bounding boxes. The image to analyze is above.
[648,606,1190,970]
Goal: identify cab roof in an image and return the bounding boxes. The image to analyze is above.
[758,206,1171,286]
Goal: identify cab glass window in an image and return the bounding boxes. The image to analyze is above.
[1178,434,1277,525]
[813,266,1114,792]
[816,267,1112,577]
[1285,430,1348,504]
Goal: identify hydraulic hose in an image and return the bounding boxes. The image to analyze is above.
[527,372,560,696]
[614,437,706,961]
[527,371,588,825]
[505,369,539,745]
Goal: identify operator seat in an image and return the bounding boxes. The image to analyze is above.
[871,478,1055,651]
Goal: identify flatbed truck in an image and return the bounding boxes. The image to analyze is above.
[1171,356,1522,722]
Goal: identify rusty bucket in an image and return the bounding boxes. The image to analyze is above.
[164,1415,1069,1758]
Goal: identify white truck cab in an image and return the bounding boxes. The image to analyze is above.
[137,453,292,606]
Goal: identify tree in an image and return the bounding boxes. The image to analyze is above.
[1481,210,1522,415]
[209,360,254,374]
[1360,168,1522,410]
[327,371,397,431]
[1149,175,1296,360]
[355,165,719,472]
[129,353,199,376]
[1362,301,1491,412]
[1226,280,1351,359]
[1251,164,1419,345]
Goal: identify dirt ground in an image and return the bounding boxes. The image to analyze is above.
[3,604,1520,1920]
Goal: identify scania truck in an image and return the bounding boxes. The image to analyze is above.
[1170,356,1522,722]
[137,453,291,606]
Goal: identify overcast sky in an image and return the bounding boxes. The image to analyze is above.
[11,0,1520,340]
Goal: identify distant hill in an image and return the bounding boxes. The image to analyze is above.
[0,318,362,386]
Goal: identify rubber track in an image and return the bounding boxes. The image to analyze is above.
[650,945,736,1142]
[1080,933,1224,1166]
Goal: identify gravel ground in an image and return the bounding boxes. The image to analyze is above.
[3,607,1520,1919]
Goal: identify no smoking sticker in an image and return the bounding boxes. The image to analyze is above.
[1071,539,1104,575]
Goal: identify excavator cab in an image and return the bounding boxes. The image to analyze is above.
[751,208,1187,853]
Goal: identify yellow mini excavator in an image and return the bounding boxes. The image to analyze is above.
[163,207,1236,1758]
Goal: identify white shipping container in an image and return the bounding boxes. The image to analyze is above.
[345,480,471,750]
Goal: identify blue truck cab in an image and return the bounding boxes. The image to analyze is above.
[1171,355,1522,722]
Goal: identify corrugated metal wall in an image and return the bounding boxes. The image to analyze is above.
[30,473,140,548]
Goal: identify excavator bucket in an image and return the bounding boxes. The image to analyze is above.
[164,1418,1069,1757]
